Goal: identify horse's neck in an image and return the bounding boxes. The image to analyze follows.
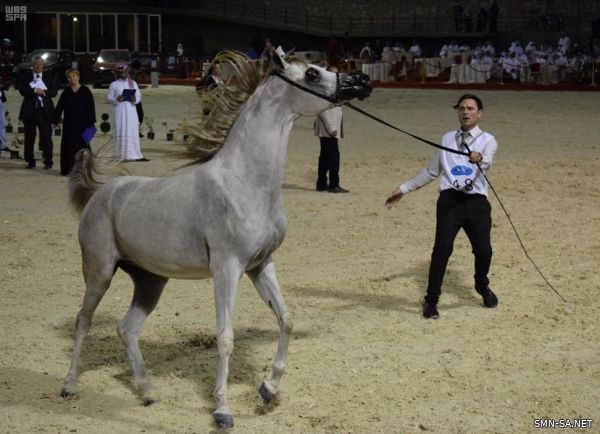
[214,79,296,188]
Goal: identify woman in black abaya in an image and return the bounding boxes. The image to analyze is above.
[53,69,96,175]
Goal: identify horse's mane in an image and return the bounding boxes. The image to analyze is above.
[178,50,304,165]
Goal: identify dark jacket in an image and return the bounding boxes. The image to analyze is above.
[18,70,58,121]
[195,74,221,91]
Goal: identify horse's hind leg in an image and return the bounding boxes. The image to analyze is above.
[61,258,116,398]
[247,257,293,404]
[117,264,168,405]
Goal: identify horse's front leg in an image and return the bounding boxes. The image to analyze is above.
[247,257,293,404]
[211,259,244,429]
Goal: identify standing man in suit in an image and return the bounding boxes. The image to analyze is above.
[314,66,348,193]
[195,61,223,92]
[18,55,57,169]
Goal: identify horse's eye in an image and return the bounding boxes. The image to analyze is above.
[305,68,320,83]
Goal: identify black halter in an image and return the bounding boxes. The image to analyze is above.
[273,71,339,104]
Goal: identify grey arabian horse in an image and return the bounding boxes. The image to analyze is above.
[60,48,372,429]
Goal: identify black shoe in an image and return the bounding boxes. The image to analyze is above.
[44,162,53,170]
[139,132,144,138]
[316,184,328,192]
[135,158,150,162]
[25,161,35,169]
[1,148,19,159]
[476,286,498,308]
[328,185,349,193]
[423,302,439,319]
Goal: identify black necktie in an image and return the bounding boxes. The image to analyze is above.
[36,74,40,80]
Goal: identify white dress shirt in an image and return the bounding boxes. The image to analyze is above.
[399,125,498,197]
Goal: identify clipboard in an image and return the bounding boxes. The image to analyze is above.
[82,126,97,145]
[122,88,136,101]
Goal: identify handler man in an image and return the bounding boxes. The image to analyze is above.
[386,94,499,319]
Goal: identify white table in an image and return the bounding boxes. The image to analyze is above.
[418,57,454,77]
[448,63,492,83]
[361,63,392,82]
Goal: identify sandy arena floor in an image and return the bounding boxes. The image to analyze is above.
[1,85,599,433]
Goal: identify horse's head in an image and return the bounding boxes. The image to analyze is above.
[269,47,372,115]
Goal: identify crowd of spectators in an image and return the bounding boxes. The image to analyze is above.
[324,31,600,85]
[437,32,600,84]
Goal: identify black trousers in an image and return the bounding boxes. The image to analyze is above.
[24,109,53,165]
[317,137,340,189]
[425,189,492,304]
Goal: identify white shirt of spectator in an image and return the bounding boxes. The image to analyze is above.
[30,72,47,107]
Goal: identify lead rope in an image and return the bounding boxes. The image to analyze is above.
[274,72,469,156]
[345,101,470,156]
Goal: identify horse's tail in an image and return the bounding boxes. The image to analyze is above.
[69,148,103,215]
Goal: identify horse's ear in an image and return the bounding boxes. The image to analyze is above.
[269,45,288,70]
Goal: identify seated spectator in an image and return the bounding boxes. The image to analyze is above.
[549,52,567,83]
[482,40,495,57]
[509,41,524,57]
[440,43,450,58]
[449,40,460,53]
[482,51,494,65]
[503,52,521,81]
[393,41,406,54]
[470,52,483,64]
[409,40,422,58]
[472,42,484,58]
[558,33,571,55]
[525,41,537,54]
[359,42,375,63]
[381,43,394,64]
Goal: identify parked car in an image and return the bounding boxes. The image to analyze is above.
[13,49,77,88]
[0,42,16,88]
[92,49,132,88]
[0,63,13,88]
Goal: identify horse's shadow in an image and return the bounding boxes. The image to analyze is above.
[0,366,175,432]
[57,314,310,406]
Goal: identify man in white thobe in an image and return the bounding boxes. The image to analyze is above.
[108,64,147,162]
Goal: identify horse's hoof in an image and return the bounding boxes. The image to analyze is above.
[258,382,275,404]
[213,412,234,429]
[142,396,159,406]
[59,387,79,400]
